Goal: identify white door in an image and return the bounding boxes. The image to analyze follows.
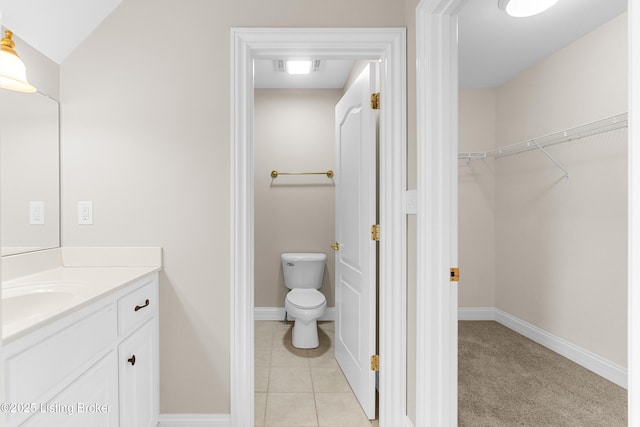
[334,63,377,419]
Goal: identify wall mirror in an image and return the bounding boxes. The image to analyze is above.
[1,90,60,256]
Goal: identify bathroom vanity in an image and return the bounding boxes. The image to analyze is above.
[2,247,161,427]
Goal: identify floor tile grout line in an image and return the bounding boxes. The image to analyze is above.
[260,322,273,426]
[257,320,376,427]
[307,348,321,426]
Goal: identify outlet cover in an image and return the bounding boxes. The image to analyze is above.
[78,201,93,225]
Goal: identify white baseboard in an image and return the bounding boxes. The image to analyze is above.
[157,414,230,427]
[459,307,628,389]
[254,307,336,321]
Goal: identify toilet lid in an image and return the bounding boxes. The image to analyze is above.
[286,289,326,309]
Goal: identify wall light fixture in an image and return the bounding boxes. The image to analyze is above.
[0,30,37,93]
[498,0,559,18]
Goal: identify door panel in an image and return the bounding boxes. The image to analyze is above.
[334,63,377,419]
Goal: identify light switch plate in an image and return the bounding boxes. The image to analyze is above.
[29,201,45,225]
[406,189,417,215]
[78,201,93,225]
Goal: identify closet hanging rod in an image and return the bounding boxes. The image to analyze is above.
[459,112,628,162]
[270,170,334,179]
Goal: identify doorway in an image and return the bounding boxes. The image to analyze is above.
[417,0,639,425]
[231,28,407,427]
[457,2,628,424]
[251,63,376,423]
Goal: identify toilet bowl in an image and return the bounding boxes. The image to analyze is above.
[285,289,327,348]
[281,253,327,349]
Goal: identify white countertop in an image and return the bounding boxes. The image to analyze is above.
[2,247,162,344]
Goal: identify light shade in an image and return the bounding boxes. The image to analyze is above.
[498,0,559,18]
[0,30,37,93]
[285,60,313,75]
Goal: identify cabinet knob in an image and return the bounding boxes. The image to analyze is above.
[128,355,136,366]
[134,299,150,312]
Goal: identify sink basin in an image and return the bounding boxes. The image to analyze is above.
[2,283,89,328]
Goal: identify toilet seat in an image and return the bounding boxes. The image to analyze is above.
[286,289,326,310]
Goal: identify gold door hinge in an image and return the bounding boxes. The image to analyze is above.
[450,267,460,282]
[370,93,380,110]
[371,224,380,241]
[370,354,380,371]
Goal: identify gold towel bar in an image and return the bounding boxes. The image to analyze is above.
[270,170,334,179]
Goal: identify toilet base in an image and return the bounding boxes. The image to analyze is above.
[291,319,319,349]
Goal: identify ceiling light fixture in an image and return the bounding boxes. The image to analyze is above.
[0,30,37,93]
[498,0,559,18]
[285,60,313,75]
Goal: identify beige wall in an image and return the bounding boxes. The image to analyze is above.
[460,13,628,367]
[458,89,496,308]
[494,13,628,366]
[254,89,339,308]
[12,32,59,100]
[59,0,406,415]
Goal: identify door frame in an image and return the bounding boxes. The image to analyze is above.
[627,1,639,423]
[415,1,464,425]
[230,28,407,427]
[417,0,639,425]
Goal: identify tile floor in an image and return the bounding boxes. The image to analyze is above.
[255,320,378,427]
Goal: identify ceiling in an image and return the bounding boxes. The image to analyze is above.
[0,0,123,64]
[0,0,628,88]
[458,0,627,88]
[254,59,355,90]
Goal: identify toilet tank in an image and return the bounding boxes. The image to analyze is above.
[281,253,327,290]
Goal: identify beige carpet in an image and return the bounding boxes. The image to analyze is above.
[459,321,627,426]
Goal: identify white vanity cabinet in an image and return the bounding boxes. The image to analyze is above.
[117,277,159,427]
[23,351,119,427]
[3,271,159,427]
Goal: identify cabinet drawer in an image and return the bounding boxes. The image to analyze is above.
[118,277,158,336]
[5,304,116,408]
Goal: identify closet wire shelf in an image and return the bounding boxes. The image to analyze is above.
[459,112,628,178]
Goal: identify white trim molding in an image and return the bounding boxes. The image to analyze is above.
[458,307,628,389]
[157,414,231,427]
[231,27,407,427]
[496,310,628,389]
[628,0,640,424]
[415,1,465,426]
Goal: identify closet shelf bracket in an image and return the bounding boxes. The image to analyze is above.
[535,143,569,179]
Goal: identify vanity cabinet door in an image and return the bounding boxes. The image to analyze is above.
[119,318,158,427]
[23,351,119,427]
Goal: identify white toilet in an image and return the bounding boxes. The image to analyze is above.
[282,252,327,349]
